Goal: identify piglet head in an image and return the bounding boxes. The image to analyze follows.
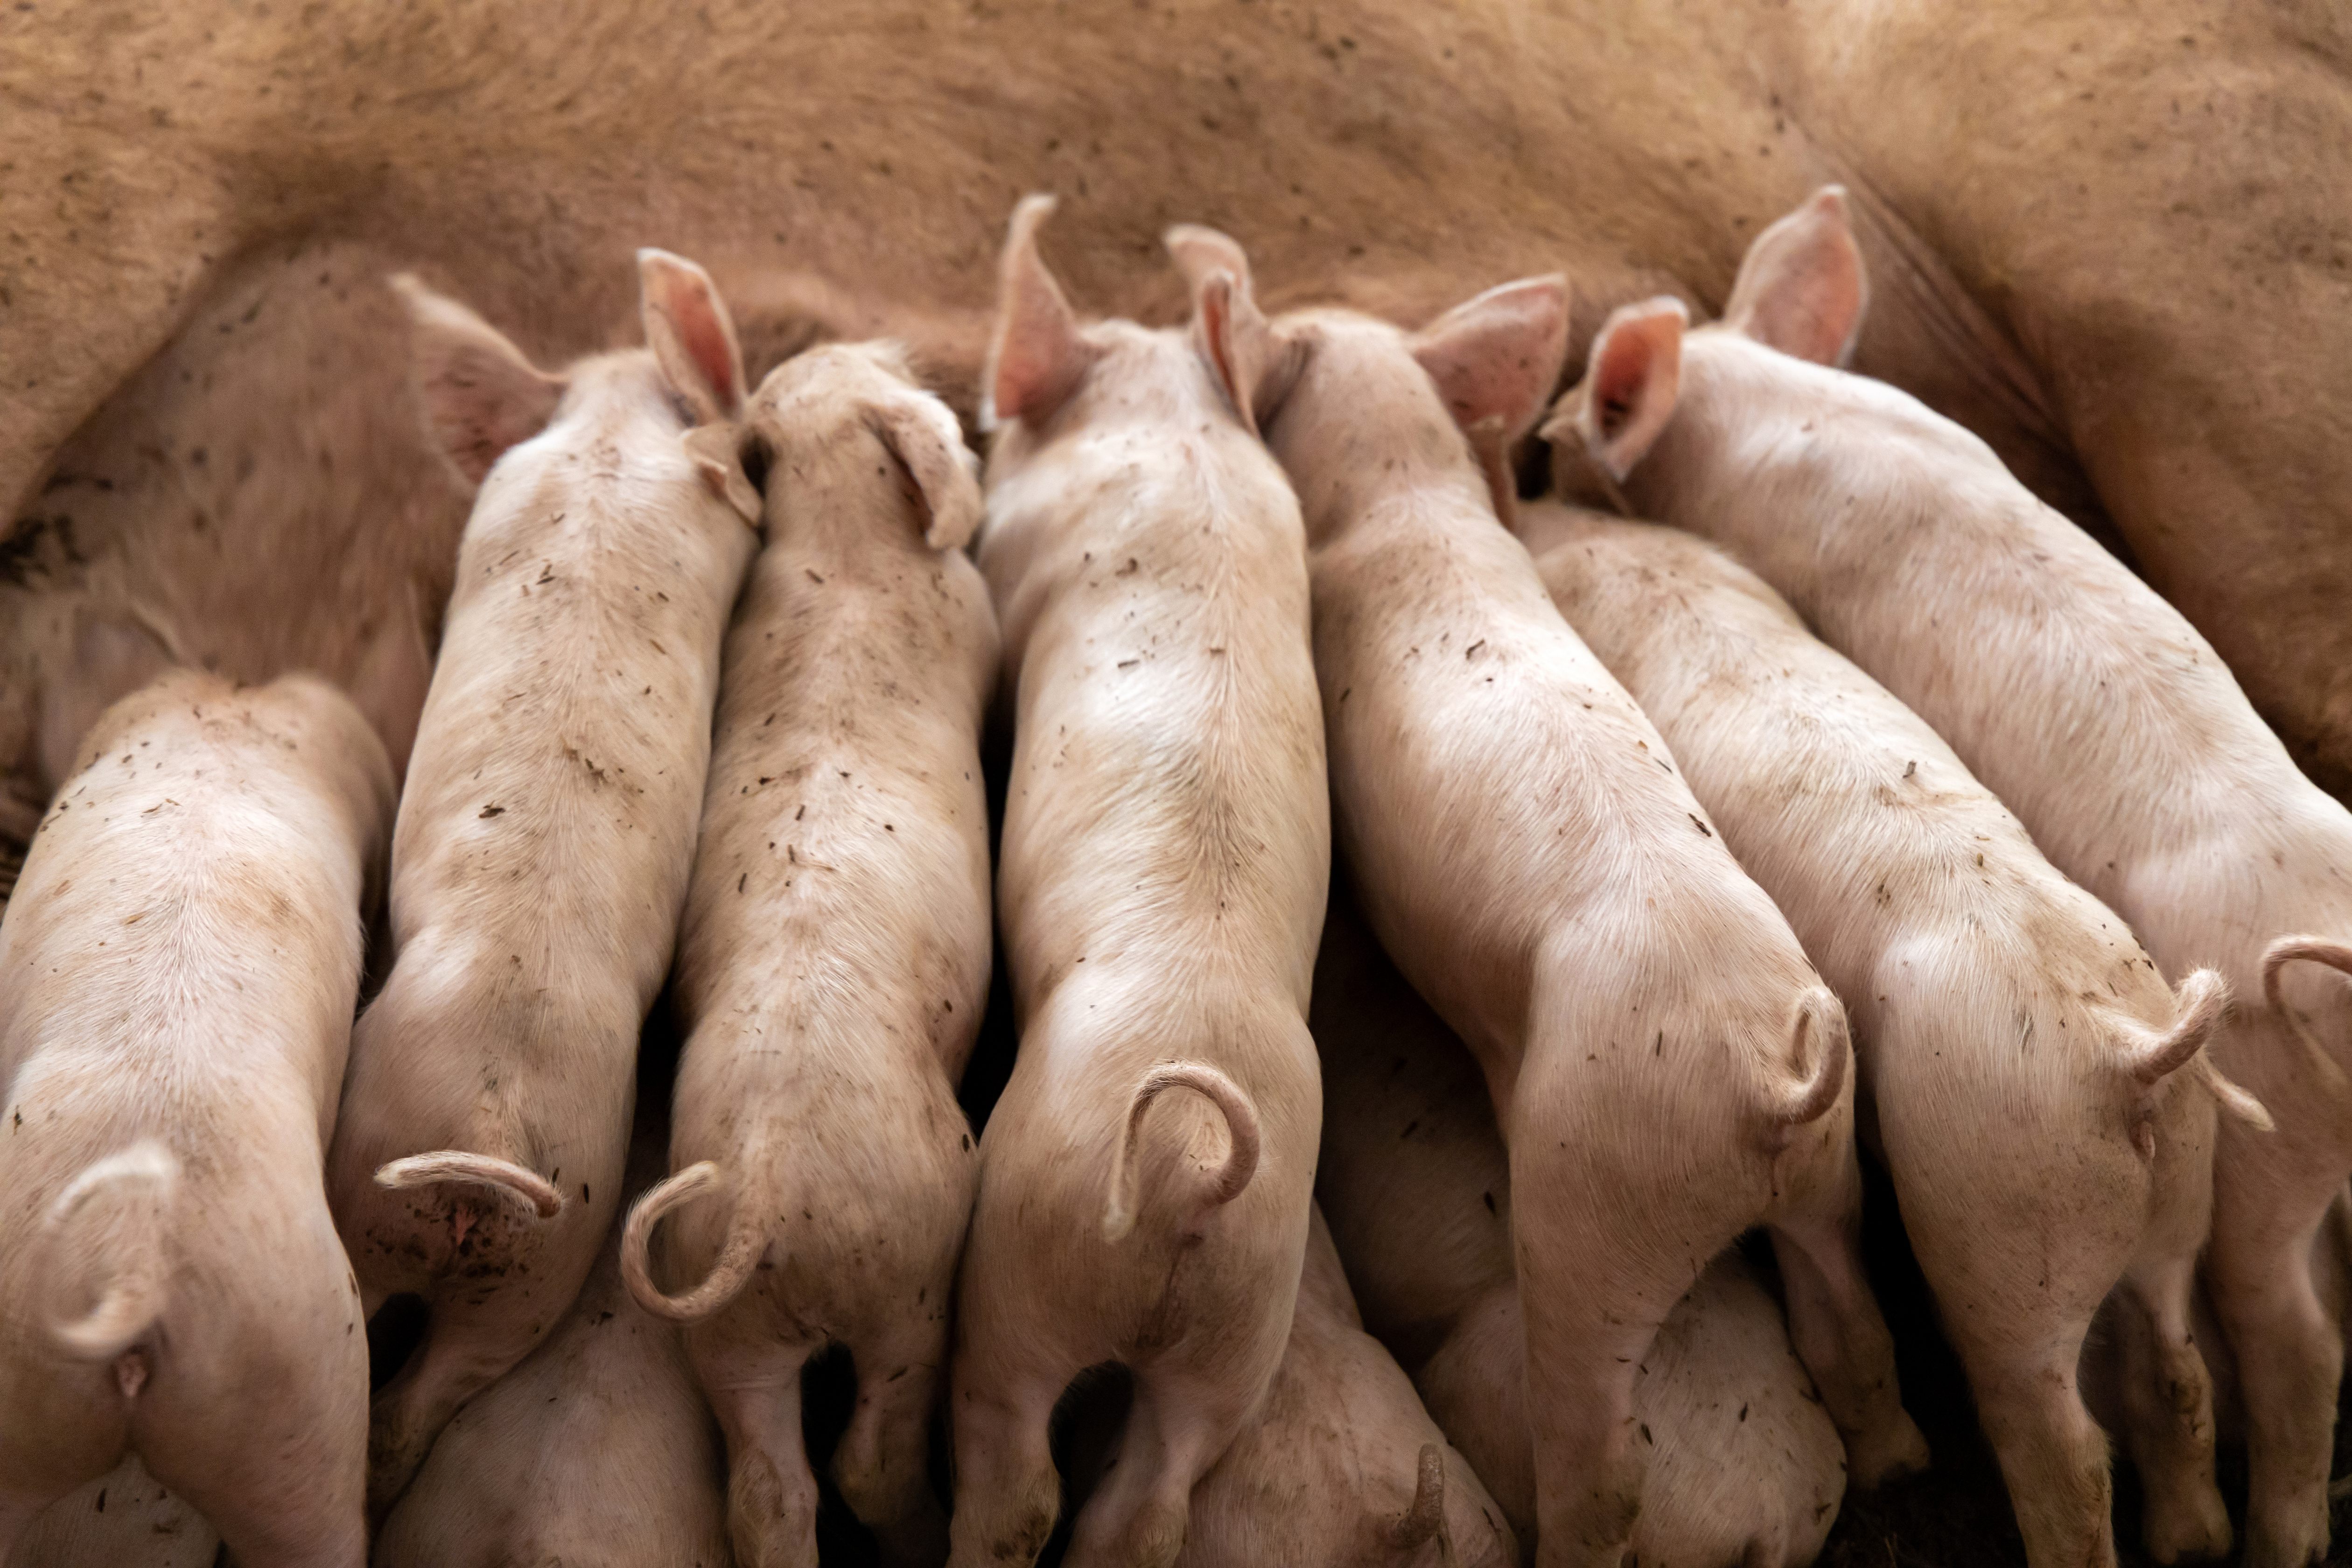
[1169,236,1567,526]
[743,342,983,551]
[394,274,568,488]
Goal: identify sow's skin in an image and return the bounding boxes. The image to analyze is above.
[328,250,760,1514]
[950,197,1330,1568]
[1521,498,2265,1567]
[1313,894,1848,1568]
[374,1085,731,1568]
[1552,185,2352,1568]
[1166,225,1922,1568]
[616,342,998,1568]
[0,670,393,1568]
[8,1455,220,1568]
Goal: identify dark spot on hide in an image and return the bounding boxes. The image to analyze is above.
[1688,813,1711,837]
[479,804,504,818]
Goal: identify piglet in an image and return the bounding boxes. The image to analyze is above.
[1521,498,2266,1564]
[374,1075,731,1568]
[617,341,997,1568]
[1314,892,1848,1568]
[329,251,759,1512]
[948,196,1330,1568]
[1163,225,1924,1568]
[1549,186,2352,1568]
[1155,1208,1517,1568]
[0,670,393,1568]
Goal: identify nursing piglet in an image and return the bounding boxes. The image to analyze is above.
[1167,1209,1516,1568]
[949,196,1330,1568]
[330,251,759,1512]
[1163,226,1922,1568]
[1551,186,2352,1568]
[618,341,996,1568]
[1521,498,2263,1564]
[374,1083,730,1568]
[0,671,393,1568]
[1314,893,1848,1568]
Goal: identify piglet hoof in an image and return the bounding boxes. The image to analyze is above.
[2140,1477,2233,1564]
[1844,1411,1930,1491]
[727,1448,821,1568]
[2239,1497,2331,1568]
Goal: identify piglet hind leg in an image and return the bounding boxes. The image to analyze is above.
[830,1321,951,1566]
[1911,1232,2118,1568]
[945,1378,1063,1568]
[702,1367,823,1568]
[2207,1132,2348,1568]
[1765,1149,1930,1488]
[1058,1377,1229,1568]
[2107,1244,2231,1561]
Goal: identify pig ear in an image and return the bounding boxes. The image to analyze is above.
[868,387,986,551]
[1411,275,1570,521]
[1410,275,1573,444]
[1721,186,1869,367]
[983,194,1098,430]
[1167,225,1294,436]
[681,423,764,527]
[393,273,567,487]
[639,248,749,424]
[1539,296,1688,482]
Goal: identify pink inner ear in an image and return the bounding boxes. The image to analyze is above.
[1591,328,1654,442]
[675,299,742,411]
[989,274,1088,425]
[1194,271,1257,436]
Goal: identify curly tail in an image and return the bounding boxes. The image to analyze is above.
[620,1161,765,1323]
[2112,966,2272,1131]
[2124,968,2229,1085]
[374,1150,565,1218]
[45,1141,179,1362]
[1102,1062,1261,1243]
[2262,935,2352,1101]
[1760,988,1848,1153]
[1387,1443,1454,1564]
